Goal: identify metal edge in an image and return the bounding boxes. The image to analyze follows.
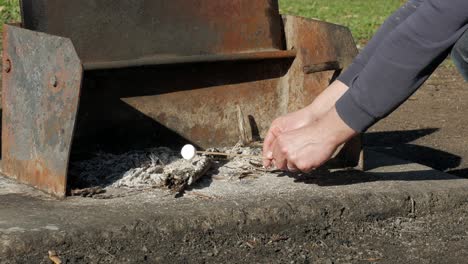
[1,24,83,198]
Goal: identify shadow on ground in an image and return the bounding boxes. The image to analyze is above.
[364,128,468,178]
[271,128,465,187]
[277,168,461,187]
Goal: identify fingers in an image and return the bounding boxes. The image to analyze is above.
[294,143,335,173]
[262,125,282,167]
[271,139,326,173]
[262,153,273,168]
[271,136,288,170]
[287,161,299,172]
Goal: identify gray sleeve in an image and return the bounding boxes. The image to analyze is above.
[336,0,468,132]
[339,0,424,86]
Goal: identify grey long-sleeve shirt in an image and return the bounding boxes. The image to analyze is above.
[336,0,468,132]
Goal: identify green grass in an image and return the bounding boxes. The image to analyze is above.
[0,0,20,23]
[0,0,20,53]
[279,0,404,46]
[0,0,402,46]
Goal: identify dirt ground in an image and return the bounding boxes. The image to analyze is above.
[16,203,468,264]
[132,207,462,264]
[366,63,468,177]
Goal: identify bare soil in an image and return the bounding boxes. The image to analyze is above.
[14,204,468,264]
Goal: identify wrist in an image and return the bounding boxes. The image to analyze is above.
[306,80,350,123]
[304,104,320,122]
[318,107,358,146]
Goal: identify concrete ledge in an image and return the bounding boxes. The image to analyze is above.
[1,150,468,263]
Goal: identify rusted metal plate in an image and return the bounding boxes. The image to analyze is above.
[70,59,293,154]
[2,24,82,197]
[282,15,358,112]
[283,16,357,70]
[83,50,296,71]
[70,16,361,168]
[282,16,362,168]
[21,0,284,63]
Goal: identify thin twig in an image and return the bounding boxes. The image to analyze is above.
[197,151,261,159]
[48,251,62,264]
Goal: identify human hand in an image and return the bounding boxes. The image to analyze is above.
[268,107,357,172]
[262,81,350,168]
[262,106,317,167]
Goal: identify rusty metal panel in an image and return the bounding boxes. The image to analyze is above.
[70,16,362,167]
[70,58,294,153]
[21,0,284,63]
[83,50,296,71]
[121,63,292,148]
[282,16,358,70]
[282,16,362,168]
[2,24,82,197]
[282,15,358,113]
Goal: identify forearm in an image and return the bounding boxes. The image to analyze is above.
[336,0,468,132]
[338,0,423,86]
[304,80,349,120]
[306,0,425,121]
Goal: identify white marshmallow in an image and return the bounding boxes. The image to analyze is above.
[181,144,197,160]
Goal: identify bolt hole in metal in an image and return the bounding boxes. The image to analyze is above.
[50,75,58,88]
[4,58,12,73]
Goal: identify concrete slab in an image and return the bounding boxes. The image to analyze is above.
[1,150,468,263]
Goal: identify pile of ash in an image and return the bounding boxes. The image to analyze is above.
[206,144,265,179]
[69,144,268,197]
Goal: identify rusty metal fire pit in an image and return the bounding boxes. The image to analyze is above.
[1,0,362,197]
